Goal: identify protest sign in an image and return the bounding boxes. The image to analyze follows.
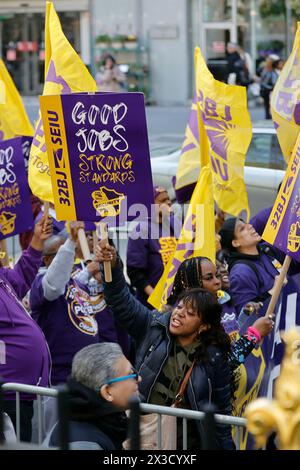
[40,92,154,223]
[262,132,300,262]
[0,137,34,239]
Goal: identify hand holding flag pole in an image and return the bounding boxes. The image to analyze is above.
[264,255,292,320]
[99,222,112,283]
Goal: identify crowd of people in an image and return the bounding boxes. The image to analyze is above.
[1,178,295,451]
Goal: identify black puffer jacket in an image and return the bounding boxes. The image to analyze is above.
[48,378,128,450]
[103,262,235,450]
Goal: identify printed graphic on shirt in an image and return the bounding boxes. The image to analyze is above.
[66,280,107,335]
[158,236,177,266]
[221,312,239,343]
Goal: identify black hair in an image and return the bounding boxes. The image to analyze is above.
[177,288,231,361]
[103,54,116,65]
[167,257,212,306]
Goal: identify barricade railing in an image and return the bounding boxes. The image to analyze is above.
[1,383,247,450]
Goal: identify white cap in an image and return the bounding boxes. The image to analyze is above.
[268,54,280,61]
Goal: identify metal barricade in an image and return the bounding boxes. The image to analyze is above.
[1,383,247,449]
[139,403,247,450]
[1,383,58,445]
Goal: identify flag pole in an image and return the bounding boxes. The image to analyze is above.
[77,228,92,262]
[99,222,112,283]
[264,255,292,318]
[93,229,98,255]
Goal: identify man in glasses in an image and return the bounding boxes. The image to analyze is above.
[46,342,140,450]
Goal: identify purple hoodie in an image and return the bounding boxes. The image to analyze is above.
[0,247,50,399]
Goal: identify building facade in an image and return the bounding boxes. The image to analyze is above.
[0,0,90,94]
[0,0,296,103]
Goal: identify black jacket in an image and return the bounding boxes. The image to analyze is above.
[103,262,235,450]
[48,378,128,450]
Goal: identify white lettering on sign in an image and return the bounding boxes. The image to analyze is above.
[0,146,16,185]
[71,101,129,153]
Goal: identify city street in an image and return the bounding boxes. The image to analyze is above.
[23,96,266,148]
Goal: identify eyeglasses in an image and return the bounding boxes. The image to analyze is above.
[100,368,139,388]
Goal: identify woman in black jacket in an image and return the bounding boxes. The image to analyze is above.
[97,243,235,450]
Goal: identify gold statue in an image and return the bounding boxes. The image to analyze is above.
[245,328,300,450]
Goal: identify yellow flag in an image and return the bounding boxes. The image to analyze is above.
[175,98,200,190]
[175,95,210,191]
[28,1,97,202]
[0,59,34,140]
[148,165,215,310]
[271,22,300,163]
[195,47,252,220]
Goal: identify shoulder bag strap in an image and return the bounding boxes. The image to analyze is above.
[174,359,196,407]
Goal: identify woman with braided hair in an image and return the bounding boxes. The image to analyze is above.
[166,256,274,371]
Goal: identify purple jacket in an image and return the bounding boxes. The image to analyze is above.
[228,250,279,313]
[0,247,50,398]
[30,275,119,385]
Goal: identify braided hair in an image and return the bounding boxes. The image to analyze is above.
[167,256,212,306]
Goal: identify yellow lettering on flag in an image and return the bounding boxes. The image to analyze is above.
[271,22,300,163]
[148,165,215,310]
[28,1,97,204]
[195,47,252,220]
[0,59,34,140]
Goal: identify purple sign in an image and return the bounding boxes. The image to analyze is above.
[0,137,34,240]
[40,92,154,224]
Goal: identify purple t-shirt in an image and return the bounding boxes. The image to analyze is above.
[0,247,50,399]
[30,275,118,385]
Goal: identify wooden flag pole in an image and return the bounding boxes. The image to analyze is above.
[77,228,92,262]
[99,222,112,283]
[93,230,98,256]
[265,255,292,318]
[43,201,50,219]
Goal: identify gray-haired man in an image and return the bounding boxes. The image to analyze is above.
[46,342,140,450]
